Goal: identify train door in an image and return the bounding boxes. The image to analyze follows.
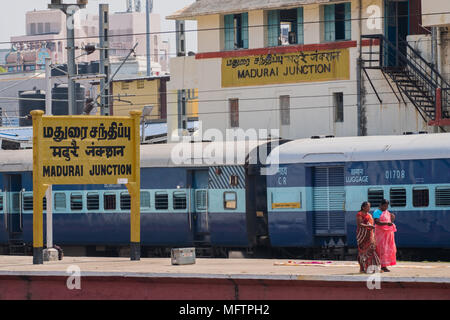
[313,167,346,235]
[3,174,23,242]
[189,170,210,243]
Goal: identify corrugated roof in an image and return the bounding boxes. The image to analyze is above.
[167,0,330,20]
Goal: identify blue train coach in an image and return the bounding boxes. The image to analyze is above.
[266,133,450,258]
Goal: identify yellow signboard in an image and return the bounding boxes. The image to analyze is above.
[31,110,142,264]
[35,113,140,185]
[222,49,350,87]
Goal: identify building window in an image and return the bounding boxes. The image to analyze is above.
[280,95,290,125]
[413,188,429,207]
[390,188,406,207]
[436,187,450,207]
[224,13,249,50]
[87,193,99,210]
[268,8,304,46]
[137,80,145,89]
[324,3,351,42]
[229,99,239,128]
[30,23,36,35]
[334,92,344,122]
[38,23,44,35]
[45,23,51,34]
[121,82,130,90]
[104,194,116,210]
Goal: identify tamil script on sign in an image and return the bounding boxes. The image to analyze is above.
[222,49,350,87]
[38,117,136,185]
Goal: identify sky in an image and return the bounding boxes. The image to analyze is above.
[0,0,197,52]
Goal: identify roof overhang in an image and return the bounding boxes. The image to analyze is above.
[167,0,331,20]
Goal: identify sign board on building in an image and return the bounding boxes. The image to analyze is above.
[222,48,350,87]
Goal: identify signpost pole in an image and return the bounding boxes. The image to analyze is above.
[127,110,142,261]
[32,110,47,265]
[45,59,54,252]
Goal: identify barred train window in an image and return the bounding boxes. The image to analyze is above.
[155,192,169,210]
[390,188,406,207]
[173,192,187,210]
[0,195,3,211]
[54,193,66,210]
[87,193,99,210]
[71,193,83,211]
[104,194,116,210]
[120,192,131,210]
[23,195,33,211]
[368,189,384,208]
[413,188,429,207]
[141,191,150,208]
[436,187,450,207]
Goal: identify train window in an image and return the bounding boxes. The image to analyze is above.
[43,197,47,211]
[120,192,131,210]
[155,192,169,210]
[390,188,406,207]
[368,189,384,208]
[141,191,150,208]
[104,194,116,210]
[0,195,3,211]
[413,188,429,207]
[230,175,239,186]
[173,192,187,210]
[195,190,208,210]
[87,193,99,210]
[70,194,83,211]
[224,192,237,210]
[436,187,450,207]
[23,195,33,211]
[54,193,66,210]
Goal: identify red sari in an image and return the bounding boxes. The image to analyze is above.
[356,211,380,273]
[375,210,397,268]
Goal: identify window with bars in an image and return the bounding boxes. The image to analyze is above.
[137,80,145,89]
[104,194,116,210]
[0,195,3,211]
[280,95,290,125]
[120,192,131,210]
[71,193,83,211]
[141,191,151,209]
[87,193,99,210]
[390,188,406,207]
[324,3,351,42]
[229,99,239,128]
[224,13,249,50]
[334,92,344,123]
[54,193,66,210]
[368,189,384,208]
[173,192,187,210]
[413,188,429,207]
[155,192,169,210]
[436,187,450,207]
[267,8,304,46]
[23,195,33,211]
[121,82,130,90]
[195,190,208,211]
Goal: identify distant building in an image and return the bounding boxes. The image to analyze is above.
[110,76,170,119]
[167,0,449,141]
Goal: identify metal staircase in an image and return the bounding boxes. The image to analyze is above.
[361,34,450,128]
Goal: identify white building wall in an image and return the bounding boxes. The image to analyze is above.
[169,0,436,140]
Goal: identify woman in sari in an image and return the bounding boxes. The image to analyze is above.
[373,199,397,272]
[356,202,380,273]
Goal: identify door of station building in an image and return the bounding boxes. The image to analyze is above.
[3,174,23,240]
[384,0,409,67]
[189,170,210,242]
[313,166,346,235]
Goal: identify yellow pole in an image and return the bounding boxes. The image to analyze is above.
[127,110,142,260]
[31,110,47,264]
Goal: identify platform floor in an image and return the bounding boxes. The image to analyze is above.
[1,255,449,281]
[1,256,449,300]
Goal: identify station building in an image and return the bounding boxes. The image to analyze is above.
[167,0,450,140]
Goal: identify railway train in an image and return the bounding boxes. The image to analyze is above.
[0,133,449,260]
